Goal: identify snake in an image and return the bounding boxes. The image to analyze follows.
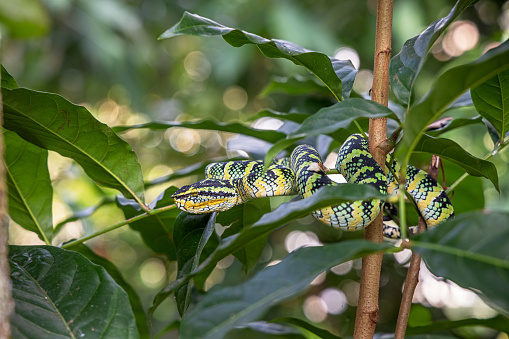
[172,134,454,238]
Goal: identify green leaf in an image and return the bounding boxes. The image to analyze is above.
[471,69,509,141]
[389,0,479,105]
[271,317,341,339]
[173,212,216,316]
[70,244,150,339]
[414,135,499,191]
[0,0,50,38]
[427,116,483,136]
[290,98,399,138]
[3,87,145,205]
[396,39,509,163]
[406,315,509,336]
[179,240,390,339]
[9,245,139,339]
[113,120,287,144]
[4,130,53,244]
[116,187,180,260]
[149,184,385,315]
[160,12,357,100]
[260,75,332,97]
[263,137,303,171]
[411,211,509,314]
[225,322,305,339]
[1,65,19,89]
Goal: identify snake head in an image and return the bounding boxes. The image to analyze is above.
[172,178,240,214]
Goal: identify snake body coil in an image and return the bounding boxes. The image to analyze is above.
[173,134,454,238]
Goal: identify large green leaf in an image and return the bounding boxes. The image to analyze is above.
[2,87,145,205]
[396,39,509,163]
[179,240,391,339]
[150,184,385,314]
[9,245,139,339]
[471,69,509,141]
[113,120,287,144]
[70,244,149,339]
[1,65,19,89]
[159,12,357,100]
[414,135,499,191]
[116,187,180,260]
[173,212,217,316]
[4,130,53,244]
[289,98,399,138]
[389,0,479,105]
[411,211,509,314]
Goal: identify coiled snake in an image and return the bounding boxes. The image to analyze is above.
[173,134,454,238]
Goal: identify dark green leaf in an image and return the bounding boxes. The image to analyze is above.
[471,69,509,140]
[406,315,509,336]
[427,116,483,136]
[247,109,310,124]
[150,184,385,315]
[9,245,139,339]
[173,212,216,316]
[3,87,145,205]
[70,244,149,339]
[113,120,287,144]
[160,12,357,100]
[179,240,390,339]
[4,130,53,244]
[1,65,19,89]
[0,0,50,38]
[116,187,179,260]
[260,75,332,97]
[412,211,509,314]
[396,39,509,162]
[271,317,341,339]
[414,135,499,191]
[389,0,479,105]
[290,98,399,138]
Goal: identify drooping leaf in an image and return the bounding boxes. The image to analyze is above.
[3,87,145,205]
[9,245,139,339]
[411,211,509,314]
[271,317,341,339]
[179,240,391,339]
[150,184,386,314]
[396,39,509,162]
[173,212,216,316]
[1,65,19,89]
[290,98,399,138]
[471,69,509,141]
[159,12,357,100]
[0,0,50,38]
[116,187,180,260]
[4,130,53,244]
[260,75,333,97]
[70,244,149,339]
[389,0,479,105]
[113,120,287,144]
[414,134,499,191]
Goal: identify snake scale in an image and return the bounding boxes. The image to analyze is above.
[173,134,454,238]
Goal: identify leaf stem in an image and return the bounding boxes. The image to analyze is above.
[61,204,177,249]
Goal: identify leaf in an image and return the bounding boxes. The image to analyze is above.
[247,109,310,124]
[159,12,357,100]
[396,39,509,162]
[2,87,145,205]
[414,134,499,191]
[173,212,216,316]
[70,244,149,339]
[471,69,509,140]
[116,187,180,260]
[406,315,509,336]
[263,137,303,171]
[225,322,305,339]
[9,245,139,339]
[427,116,483,136]
[1,65,19,89]
[4,130,53,244]
[411,211,509,314]
[389,0,479,105]
[113,120,287,144]
[179,240,391,339]
[149,184,385,315]
[260,75,332,97]
[290,98,399,138]
[271,317,341,339]
[0,0,50,38]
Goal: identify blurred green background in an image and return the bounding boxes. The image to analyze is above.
[3,0,509,338]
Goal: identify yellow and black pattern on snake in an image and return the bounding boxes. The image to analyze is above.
[172,134,454,238]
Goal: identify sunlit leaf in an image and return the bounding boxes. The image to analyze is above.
[9,245,139,339]
[160,12,357,99]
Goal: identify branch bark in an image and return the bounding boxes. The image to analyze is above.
[353,0,393,337]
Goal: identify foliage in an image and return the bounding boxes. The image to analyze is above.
[2,0,509,338]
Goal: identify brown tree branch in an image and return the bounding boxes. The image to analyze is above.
[353,0,393,337]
